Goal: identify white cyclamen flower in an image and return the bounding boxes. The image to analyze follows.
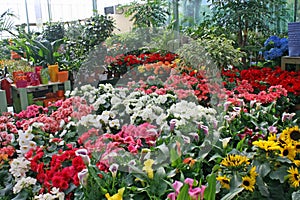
[9,157,31,178]
[13,177,37,194]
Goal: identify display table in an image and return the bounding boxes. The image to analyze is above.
[11,80,71,112]
[0,89,7,113]
[281,56,300,71]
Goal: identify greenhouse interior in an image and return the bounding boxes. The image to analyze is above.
[0,0,300,199]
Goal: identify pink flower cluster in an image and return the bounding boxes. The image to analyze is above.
[78,123,158,172]
[167,178,206,200]
[225,81,288,104]
[79,123,158,154]
[16,114,60,133]
[14,104,48,119]
[14,97,94,134]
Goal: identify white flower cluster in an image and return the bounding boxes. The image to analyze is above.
[9,157,31,179]
[74,83,218,134]
[34,187,65,200]
[167,100,217,127]
[71,84,114,105]
[111,91,177,125]
[77,111,120,132]
[16,127,36,154]
[13,177,37,194]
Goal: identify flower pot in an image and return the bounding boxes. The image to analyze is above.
[16,80,27,88]
[41,76,49,84]
[48,64,59,82]
[13,71,26,83]
[56,90,65,97]
[35,66,43,82]
[57,71,69,82]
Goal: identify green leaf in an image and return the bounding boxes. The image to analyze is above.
[269,166,288,183]
[236,138,245,151]
[204,173,216,200]
[256,175,269,197]
[220,187,244,200]
[177,184,191,200]
[253,160,271,177]
[292,190,300,200]
[208,153,222,162]
[11,190,28,200]
[166,169,177,178]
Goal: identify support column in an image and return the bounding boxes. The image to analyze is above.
[0,90,7,114]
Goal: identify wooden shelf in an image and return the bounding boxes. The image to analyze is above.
[281,56,300,71]
[11,80,71,113]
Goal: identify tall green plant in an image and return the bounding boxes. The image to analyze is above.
[123,0,169,28]
[62,14,115,72]
[207,0,288,48]
[9,25,63,67]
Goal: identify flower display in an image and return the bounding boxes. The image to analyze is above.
[0,49,299,200]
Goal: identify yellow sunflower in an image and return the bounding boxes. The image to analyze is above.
[294,141,300,153]
[268,133,277,141]
[293,160,300,167]
[287,166,300,188]
[249,166,258,178]
[216,175,230,190]
[220,154,250,168]
[241,176,256,192]
[280,144,296,161]
[280,126,300,143]
[252,140,281,152]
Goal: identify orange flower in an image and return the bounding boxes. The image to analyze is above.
[183,157,196,167]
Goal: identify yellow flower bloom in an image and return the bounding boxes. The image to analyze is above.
[268,133,277,141]
[280,144,296,161]
[138,65,145,73]
[280,126,300,144]
[252,140,281,151]
[287,166,300,188]
[241,176,256,192]
[249,166,258,178]
[216,175,230,190]
[293,160,300,167]
[105,188,125,200]
[143,159,155,179]
[294,141,300,153]
[220,154,250,168]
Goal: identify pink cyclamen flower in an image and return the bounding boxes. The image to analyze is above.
[172,180,183,195]
[184,178,197,188]
[167,192,176,200]
[170,119,176,131]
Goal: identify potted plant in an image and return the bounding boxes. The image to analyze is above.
[40,68,49,84]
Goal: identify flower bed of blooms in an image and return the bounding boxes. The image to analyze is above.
[0,53,300,200]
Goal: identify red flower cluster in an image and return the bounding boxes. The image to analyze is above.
[107,52,178,75]
[25,145,86,193]
[223,66,300,95]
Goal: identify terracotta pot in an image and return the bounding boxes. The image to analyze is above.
[48,64,59,82]
[56,90,65,97]
[13,71,26,83]
[57,71,69,82]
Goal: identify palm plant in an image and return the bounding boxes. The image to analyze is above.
[0,9,15,36]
